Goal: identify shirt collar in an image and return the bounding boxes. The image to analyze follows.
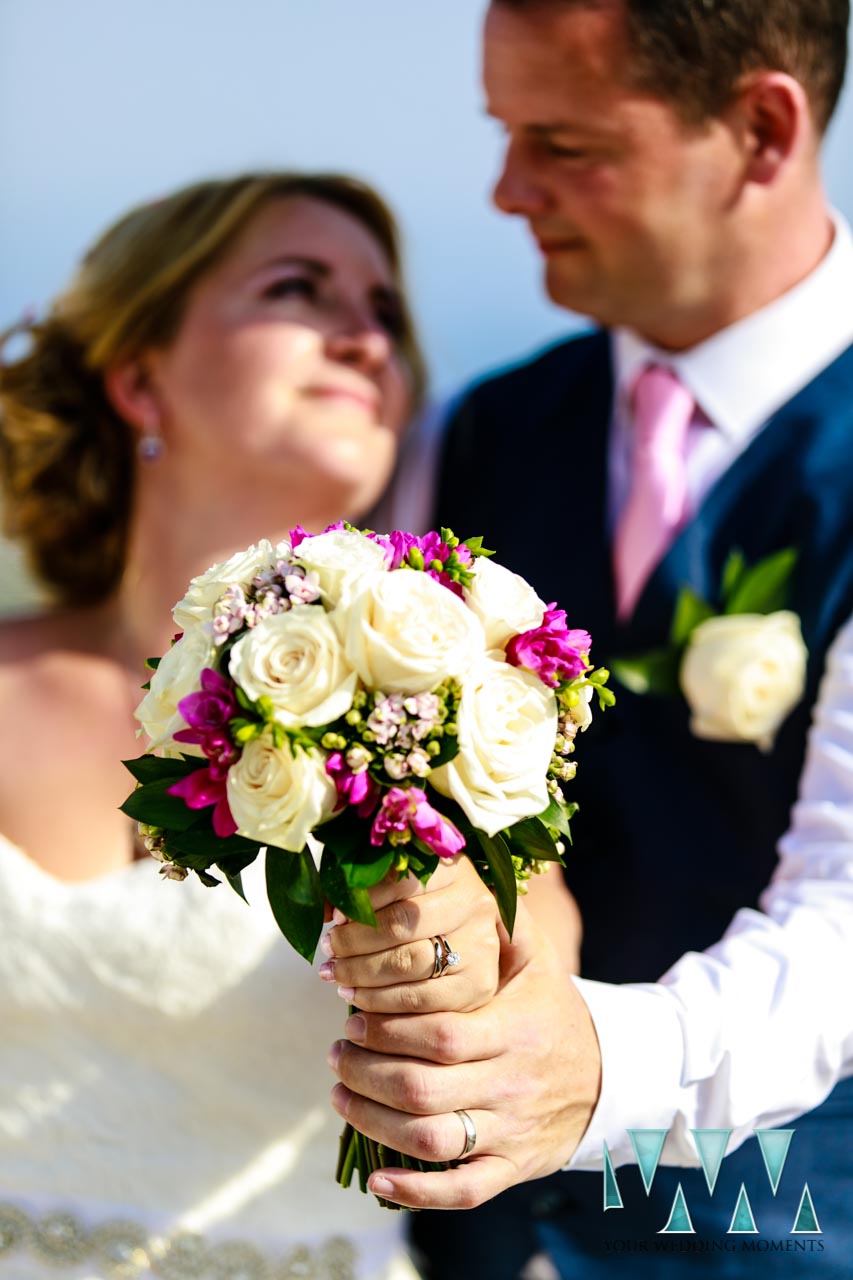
[612,213,853,441]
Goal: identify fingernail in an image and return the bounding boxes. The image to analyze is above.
[332,908,348,925]
[326,1040,343,1070]
[337,986,355,1002]
[331,1082,351,1115]
[318,961,336,982]
[320,932,335,958]
[369,1175,395,1197]
[345,1014,366,1043]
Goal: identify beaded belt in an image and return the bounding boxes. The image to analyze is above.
[0,1203,357,1279]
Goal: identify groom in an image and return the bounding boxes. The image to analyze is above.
[331,0,853,1275]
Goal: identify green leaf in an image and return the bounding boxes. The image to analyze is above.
[610,648,681,696]
[475,830,518,937]
[343,848,395,889]
[161,831,259,876]
[319,851,376,927]
[720,549,748,605]
[224,870,248,903]
[724,548,798,616]
[120,776,207,830]
[670,586,715,647]
[425,733,459,769]
[538,796,572,838]
[504,816,562,861]
[144,655,162,671]
[122,754,200,785]
[265,847,324,962]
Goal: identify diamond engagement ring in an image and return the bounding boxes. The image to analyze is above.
[454,1109,477,1160]
[430,935,461,977]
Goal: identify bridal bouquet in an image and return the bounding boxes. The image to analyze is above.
[123,524,611,1198]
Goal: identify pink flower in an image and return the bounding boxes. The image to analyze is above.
[167,767,238,838]
[288,525,310,550]
[387,530,421,569]
[326,752,380,817]
[506,607,591,689]
[173,668,240,778]
[370,787,465,859]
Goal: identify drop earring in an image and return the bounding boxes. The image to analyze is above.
[138,414,164,462]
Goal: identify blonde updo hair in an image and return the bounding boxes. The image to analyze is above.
[0,172,427,607]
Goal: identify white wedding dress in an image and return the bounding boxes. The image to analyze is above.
[0,836,420,1280]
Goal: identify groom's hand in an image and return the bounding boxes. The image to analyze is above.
[327,901,602,1209]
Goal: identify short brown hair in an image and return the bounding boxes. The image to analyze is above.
[0,173,426,606]
[495,0,849,130]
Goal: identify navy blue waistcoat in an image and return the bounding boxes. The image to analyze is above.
[408,332,853,1278]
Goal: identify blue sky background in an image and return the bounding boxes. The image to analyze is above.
[3,0,853,399]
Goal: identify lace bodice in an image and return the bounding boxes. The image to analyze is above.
[0,837,416,1279]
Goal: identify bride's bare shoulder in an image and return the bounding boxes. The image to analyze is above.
[0,609,122,708]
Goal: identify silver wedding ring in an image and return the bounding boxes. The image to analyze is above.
[430,934,461,978]
[454,1108,477,1160]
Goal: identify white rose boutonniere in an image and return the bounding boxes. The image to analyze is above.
[682,611,807,751]
[612,548,806,751]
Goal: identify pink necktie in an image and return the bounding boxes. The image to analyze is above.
[613,364,694,621]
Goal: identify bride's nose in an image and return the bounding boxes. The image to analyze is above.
[325,312,393,374]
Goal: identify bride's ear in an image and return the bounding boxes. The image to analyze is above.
[103,359,161,435]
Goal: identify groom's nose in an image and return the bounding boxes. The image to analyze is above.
[493,141,550,218]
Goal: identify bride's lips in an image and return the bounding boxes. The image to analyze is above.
[304,385,380,417]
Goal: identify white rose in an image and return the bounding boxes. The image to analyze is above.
[431,656,557,836]
[227,734,336,852]
[341,570,486,695]
[681,610,807,751]
[134,625,215,751]
[294,530,389,607]
[465,557,546,650]
[228,609,357,727]
[173,541,277,629]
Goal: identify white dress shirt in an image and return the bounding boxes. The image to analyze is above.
[570,213,853,1171]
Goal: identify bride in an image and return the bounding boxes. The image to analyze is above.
[0,171,431,1280]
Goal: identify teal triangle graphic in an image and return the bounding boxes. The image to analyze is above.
[755,1129,794,1195]
[659,1183,695,1234]
[728,1184,759,1234]
[628,1129,668,1195]
[791,1183,822,1234]
[603,1142,624,1211]
[691,1129,730,1196]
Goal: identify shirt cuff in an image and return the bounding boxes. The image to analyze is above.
[564,976,693,1171]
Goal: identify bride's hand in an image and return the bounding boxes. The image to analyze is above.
[318,857,502,1014]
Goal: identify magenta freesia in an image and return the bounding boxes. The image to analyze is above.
[370,787,466,859]
[326,752,380,818]
[506,606,591,689]
[385,529,474,596]
[173,667,240,779]
[167,767,238,838]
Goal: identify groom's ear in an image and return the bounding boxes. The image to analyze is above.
[730,71,811,185]
[103,357,161,435]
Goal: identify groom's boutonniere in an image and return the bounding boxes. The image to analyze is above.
[612,549,807,751]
